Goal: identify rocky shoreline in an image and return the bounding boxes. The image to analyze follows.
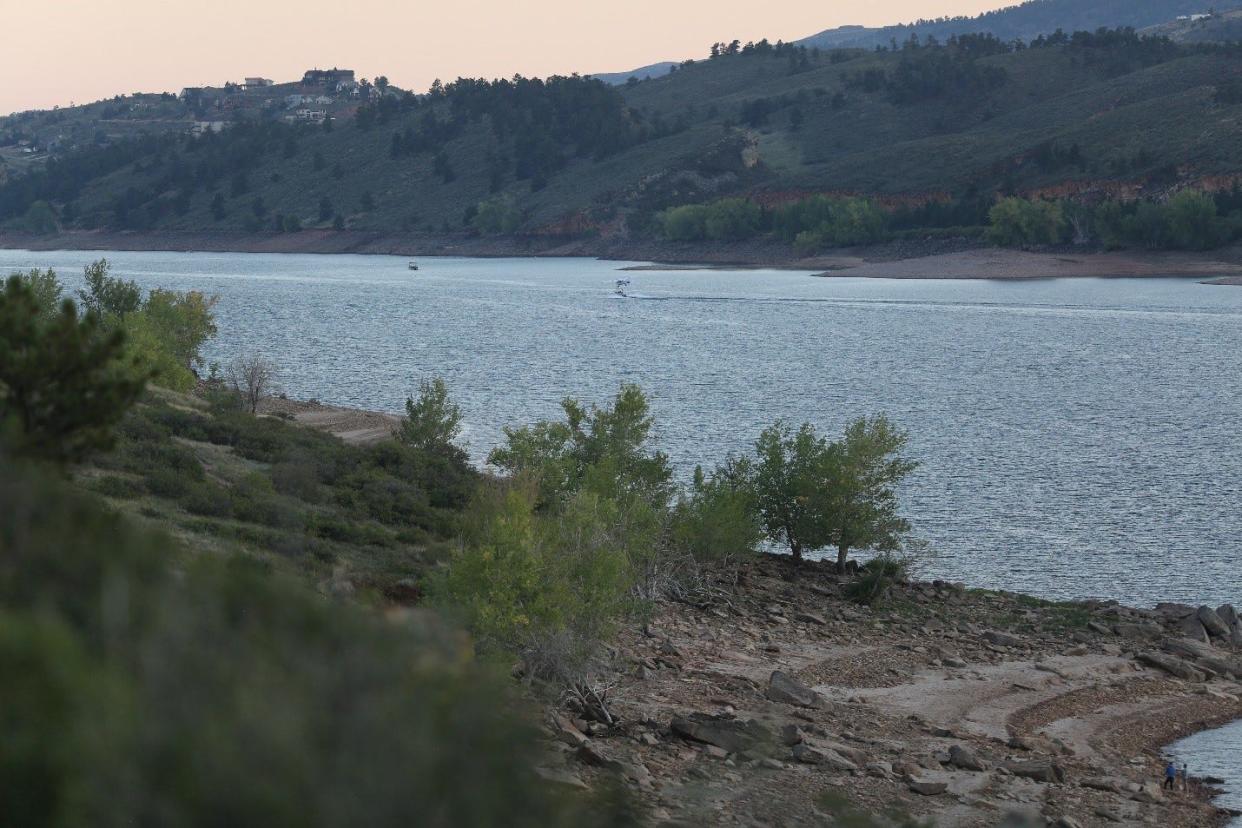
[538,556,1242,826]
[3,230,1242,282]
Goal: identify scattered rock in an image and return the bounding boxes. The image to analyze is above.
[670,714,772,755]
[949,744,988,771]
[1177,615,1211,644]
[1136,651,1207,682]
[550,714,589,747]
[795,611,827,626]
[1004,759,1066,783]
[766,670,823,709]
[1198,605,1232,639]
[983,630,1022,647]
[1052,817,1083,828]
[1112,622,1161,640]
[908,780,948,796]
[576,743,624,772]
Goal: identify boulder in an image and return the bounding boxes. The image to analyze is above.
[550,714,589,747]
[779,723,803,746]
[1004,759,1066,783]
[791,743,857,771]
[670,714,773,755]
[576,743,624,772]
[1155,602,1196,618]
[1087,621,1112,635]
[1052,818,1083,828]
[949,744,988,771]
[983,630,1022,647]
[1080,777,1123,792]
[1136,651,1207,682]
[1112,622,1161,640]
[1163,638,1242,678]
[908,780,948,796]
[1176,615,1210,644]
[766,670,823,709]
[1217,604,1239,629]
[1198,605,1232,639]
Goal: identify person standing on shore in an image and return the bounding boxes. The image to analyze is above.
[1180,763,1189,792]
[1164,761,1177,790]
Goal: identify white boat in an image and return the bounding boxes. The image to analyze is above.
[408,261,419,271]
[613,278,631,297]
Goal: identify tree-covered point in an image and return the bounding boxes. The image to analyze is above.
[653,186,1242,253]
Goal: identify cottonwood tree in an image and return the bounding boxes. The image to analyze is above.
[228,354,277,414]
[750,416,917,571]
[824,414,918,569]
[751,421,835,564]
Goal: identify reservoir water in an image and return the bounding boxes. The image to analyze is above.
[3,249,1240,608]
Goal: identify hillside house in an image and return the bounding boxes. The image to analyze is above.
[284,94,332,109]
[301,68,355,88]
[244,77,274,89]
[285,109,327,124]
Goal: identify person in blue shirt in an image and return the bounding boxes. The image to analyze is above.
[1164,760,1177,790]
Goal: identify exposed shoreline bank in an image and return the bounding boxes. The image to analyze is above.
[3,230,1242,282]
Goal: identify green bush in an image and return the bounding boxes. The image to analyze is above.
[145,467,196,499]
[182,481,234,518]
[87,475,145,500]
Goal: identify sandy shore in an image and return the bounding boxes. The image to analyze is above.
[4,230,1242,282]
[541,556,1242,826]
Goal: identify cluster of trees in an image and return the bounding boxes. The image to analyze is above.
[360,74,650,192]
[989,190,1242,250]
[654,186,1242,253]
[427,383,917,696]
[655,195,889,251]
[12,256,214,402]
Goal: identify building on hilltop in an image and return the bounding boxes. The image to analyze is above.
[301,68,355,88]
[244,77,274,89]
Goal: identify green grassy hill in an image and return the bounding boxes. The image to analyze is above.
[3,30,1242,240]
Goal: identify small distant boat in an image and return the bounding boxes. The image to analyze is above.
[613,278,631,297]
[408,261,420,271]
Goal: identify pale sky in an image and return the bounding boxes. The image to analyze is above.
[1,0,1008,115]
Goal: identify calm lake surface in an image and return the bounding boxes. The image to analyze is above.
[5,249,1241,607]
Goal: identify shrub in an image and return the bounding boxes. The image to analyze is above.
[88,475,145,500]
[182,481,234,518]
[845,554,910,606]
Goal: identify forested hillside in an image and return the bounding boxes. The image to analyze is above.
[2,29,1242,247]
[800,0,1242,50]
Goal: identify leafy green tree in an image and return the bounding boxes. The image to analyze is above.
[987,197,1065,247]
[822,415,917,568]
[488,384,673,508]
[77,259,141,319]
[472,196,522,234]
[671,457,762,570]
[124,288,218,389]
[1166,189,1225,250]
[398,377,463,454]
[751,421,835,564]
[0,276,147,463]
[9,269,62,318]
[209,192,227,221]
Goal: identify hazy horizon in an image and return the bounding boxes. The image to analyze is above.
[1,0,1009,116]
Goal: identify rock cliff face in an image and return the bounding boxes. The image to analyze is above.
[537,555,1242,826]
